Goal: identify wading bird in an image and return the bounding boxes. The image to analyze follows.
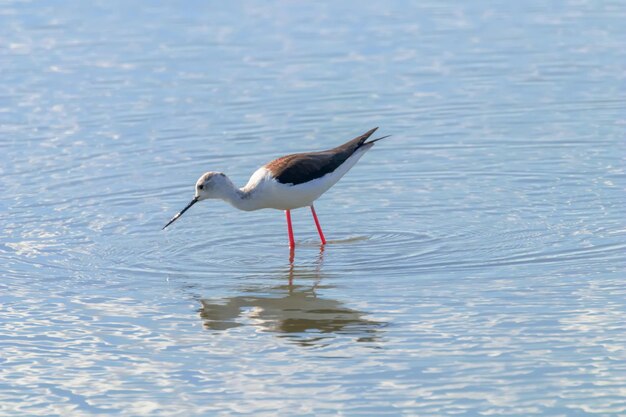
[162,127,388,248]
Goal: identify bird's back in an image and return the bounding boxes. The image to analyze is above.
[240,128,381,210]
[265,127,379,186]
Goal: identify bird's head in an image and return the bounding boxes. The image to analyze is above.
[162,171,231,230]
[194,171,231,201]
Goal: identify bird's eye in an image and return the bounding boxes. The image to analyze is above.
[198,184,204,190]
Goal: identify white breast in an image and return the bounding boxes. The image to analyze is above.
[242,146,371,210]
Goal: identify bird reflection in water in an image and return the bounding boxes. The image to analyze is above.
[198,246,385,346]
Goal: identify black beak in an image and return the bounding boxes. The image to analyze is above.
[162,197,198,230]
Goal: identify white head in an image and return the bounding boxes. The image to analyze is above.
[194,171,233,201]
[162,171,233,229]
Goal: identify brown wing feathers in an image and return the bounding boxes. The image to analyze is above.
[266,128,379,185]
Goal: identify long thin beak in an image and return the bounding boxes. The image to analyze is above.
[162,197,198,230]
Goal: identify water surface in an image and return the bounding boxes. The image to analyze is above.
[1,1,625,416]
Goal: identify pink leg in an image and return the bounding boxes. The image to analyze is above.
[285,210,295,249]
[310,205,326,245]
[288,249,295,286]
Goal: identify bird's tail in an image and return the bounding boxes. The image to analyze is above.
[365,134,391,145]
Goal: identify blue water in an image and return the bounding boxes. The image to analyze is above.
[1,1,625,416]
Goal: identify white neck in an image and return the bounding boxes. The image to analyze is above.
[215,178,259,211]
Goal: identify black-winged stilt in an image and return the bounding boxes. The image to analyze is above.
[162,127,389,248]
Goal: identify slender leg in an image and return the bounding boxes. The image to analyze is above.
[285,210,295,249]
[288,249,295,287]
[288,247,295,267]
[310,204,326,245]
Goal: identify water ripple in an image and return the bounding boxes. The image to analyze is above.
[2,0,626,416]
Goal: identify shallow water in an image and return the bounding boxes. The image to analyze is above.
[1,1,626,416]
